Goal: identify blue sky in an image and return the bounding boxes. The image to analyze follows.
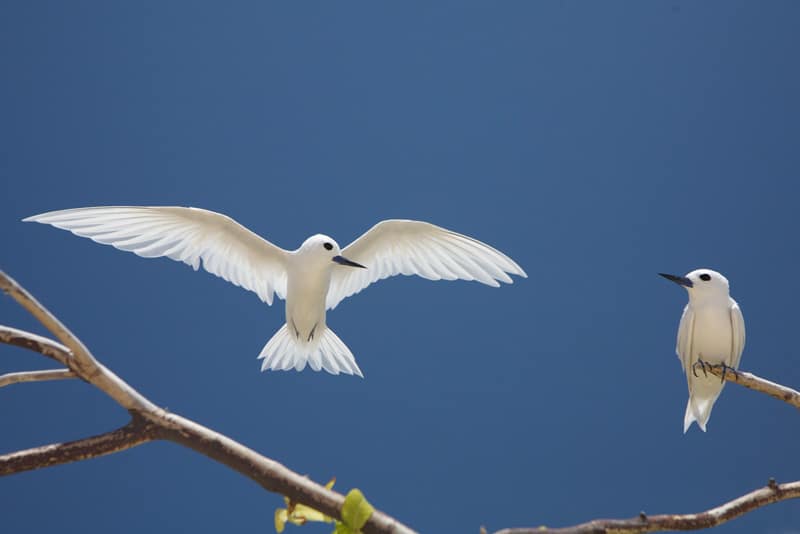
[2,2,799,533]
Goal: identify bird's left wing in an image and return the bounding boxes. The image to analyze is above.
[24,206,289,305]
[326,219,527,310]
[730,299,746,369]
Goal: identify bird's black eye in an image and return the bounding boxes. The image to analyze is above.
[323,242,333,251]
[699,273,711,281]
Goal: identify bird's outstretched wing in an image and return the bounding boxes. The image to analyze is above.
[326,219,527,310]
[24,206,289,304]
[676,303,695,372]
[730,299,745,369]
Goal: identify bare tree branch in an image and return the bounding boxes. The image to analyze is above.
[0,413,157,475]
[0,368,76,388]
[707,366,800,410]
[491,479,800,534]
[0,270,416,534]
[0,325,72,366]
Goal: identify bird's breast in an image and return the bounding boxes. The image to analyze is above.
[690,304,734,364]
[285,268,331,340]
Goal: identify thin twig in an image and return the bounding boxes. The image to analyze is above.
[491,480,800,533]
[0,413,157,475]
[0,325,72,366]
[0,368,76,388]
[0,272,94,364]
[708,366,800,409]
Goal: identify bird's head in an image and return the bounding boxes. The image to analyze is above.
[299,234,366,269]
[659,269,730,300]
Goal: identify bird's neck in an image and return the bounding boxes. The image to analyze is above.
[689,293,730,308]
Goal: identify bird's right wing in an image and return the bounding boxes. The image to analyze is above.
[676,303,695,373]
[24,206,289,304]
[326,219,527,310]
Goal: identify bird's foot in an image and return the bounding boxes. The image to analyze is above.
[290,319,301,339]
[692,359,710,378]
[715,362,738,383]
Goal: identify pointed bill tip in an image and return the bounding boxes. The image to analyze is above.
[659,272,693,288]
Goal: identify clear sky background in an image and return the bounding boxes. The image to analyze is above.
[1,2,799,533]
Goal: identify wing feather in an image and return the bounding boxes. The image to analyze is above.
[676,304,695,373]
[24,206,289,305]
[730,299,746,369]
[326,219,526,310]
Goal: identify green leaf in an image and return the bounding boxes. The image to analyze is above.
[273,478,337,532]
[332,522,353,534]
[340,489,374,532]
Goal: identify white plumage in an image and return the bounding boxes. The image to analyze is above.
[326,219,522,310]
[661,269,745,432]
[25,206,527,378]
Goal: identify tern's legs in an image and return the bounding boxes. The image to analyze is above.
[692,357,738,383]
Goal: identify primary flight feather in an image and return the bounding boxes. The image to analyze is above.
[25,206,527,377]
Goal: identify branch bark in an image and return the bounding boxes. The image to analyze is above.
[0,325,72,366]
[0,270,416,534]
[0,368,76,388]
[491,479,800,534]
[0,413,157,475]
[707,366,800,409]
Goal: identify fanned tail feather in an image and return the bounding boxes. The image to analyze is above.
[258,324,363,377]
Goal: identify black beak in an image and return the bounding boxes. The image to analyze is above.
[659,273,693,288]
[333,255,366,269]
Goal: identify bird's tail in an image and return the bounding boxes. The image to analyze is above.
[683,385,724,433]
[257,324,363,377]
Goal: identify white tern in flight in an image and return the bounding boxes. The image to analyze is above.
[659,269,745,432]
[25,207,527,377]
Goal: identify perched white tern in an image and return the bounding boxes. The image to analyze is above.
[25,207,527,377]
[659,269,745,432]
